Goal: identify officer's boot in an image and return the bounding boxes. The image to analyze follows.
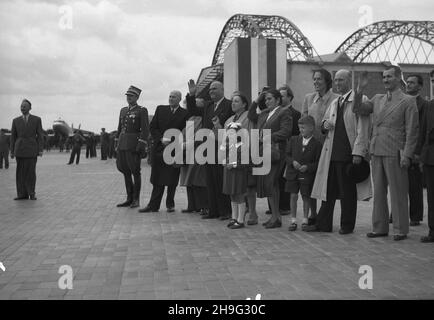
[117,177,133,207]
[130,174,141,208]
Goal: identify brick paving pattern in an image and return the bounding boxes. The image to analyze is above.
[0,152,433,300]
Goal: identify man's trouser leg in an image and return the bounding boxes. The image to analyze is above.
[384,156,409,235]
[408,163,423,222]
[371,156,390,234]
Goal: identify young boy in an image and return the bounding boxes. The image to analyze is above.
[285,115,322,231]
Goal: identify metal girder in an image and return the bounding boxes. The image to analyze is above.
[211,14,318,65]
[335,20,434,64]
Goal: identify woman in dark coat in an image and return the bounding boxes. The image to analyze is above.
[248,89,292,228]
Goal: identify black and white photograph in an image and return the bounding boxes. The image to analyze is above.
[0,0,433,307]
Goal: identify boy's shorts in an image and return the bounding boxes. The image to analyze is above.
[285,179,312,197]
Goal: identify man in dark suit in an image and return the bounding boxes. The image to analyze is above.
[186,80,234,220]
[67,131,86,165]
[10,99,44,200]
[416,99,434,242]
[0,129,10,169]
[115,86,149,208]
[405,75,429,226]
[100,128,109,160]
[139,90,189,213]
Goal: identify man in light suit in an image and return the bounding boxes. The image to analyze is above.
[354,66,419,241]
[10,99,44,200]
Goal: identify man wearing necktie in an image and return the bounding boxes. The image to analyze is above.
[10,99,44,200]
[308,69,372,234]
[115,86,149,208]
[186,80,234,220]
[139,90,189,213]
[353,65,419,241]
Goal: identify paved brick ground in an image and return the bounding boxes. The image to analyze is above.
[0,152,433,300]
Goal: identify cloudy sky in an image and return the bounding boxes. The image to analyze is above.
[1,0,433,132]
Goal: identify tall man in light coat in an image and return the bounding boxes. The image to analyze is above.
[307,69,372,234]
[353,65,419,241]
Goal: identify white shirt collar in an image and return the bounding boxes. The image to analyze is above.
[302,135,313,146]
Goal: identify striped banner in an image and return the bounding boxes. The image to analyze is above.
[224,38,287,102]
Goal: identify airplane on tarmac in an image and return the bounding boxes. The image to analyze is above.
[52,118,95,138]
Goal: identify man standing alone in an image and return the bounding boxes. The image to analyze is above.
[116,86,149,208]
[10,99,44,200]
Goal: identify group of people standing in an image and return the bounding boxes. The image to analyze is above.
[114,65,433,244]
[7,64,434,244]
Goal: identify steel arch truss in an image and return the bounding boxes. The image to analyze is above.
[211,14,318,65]
[335,20,434,64]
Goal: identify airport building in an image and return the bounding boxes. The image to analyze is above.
[195,14,434,110]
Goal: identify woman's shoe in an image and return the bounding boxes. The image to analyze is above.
[288,223,297,231]
[265,220,282,229]
[227,219,237,228]
[262,219,272,226]
[230,221,245,229]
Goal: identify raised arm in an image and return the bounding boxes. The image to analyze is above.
[186,80,204,117]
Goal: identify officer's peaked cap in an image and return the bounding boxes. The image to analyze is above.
[125,85,142,97]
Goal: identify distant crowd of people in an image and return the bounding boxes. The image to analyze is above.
[4,64,434,243]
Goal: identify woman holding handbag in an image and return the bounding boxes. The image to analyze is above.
[248,89,292,228]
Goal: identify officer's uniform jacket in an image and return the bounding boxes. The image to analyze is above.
[116,104,149,151]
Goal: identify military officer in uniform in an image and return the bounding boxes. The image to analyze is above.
[116,86,149,208]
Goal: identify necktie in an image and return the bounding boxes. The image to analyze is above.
[214,102,218,112]
[171,107,176,114]
[24,115,28,124]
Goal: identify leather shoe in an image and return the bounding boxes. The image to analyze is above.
[230,221,245,229]
[265,210,271,215]
[247,219,258,226]
[167,207,175,213]
[138,206,157,213]
[130,200,139,208]
[304,225,320,232]
[339,229,353,235]
[307,217,316,226]
[393,234,407,241]
[410,221,420,226]
[420,235,434,243]
[117,200,132,207]
[265,220,282,229]
[262,219,272,226]
[288,223,297,231]
[200,209,209,216]
[14,196,28,200]
[181,209,194,213]
[29,194,37,200]
[366,232,388,238]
